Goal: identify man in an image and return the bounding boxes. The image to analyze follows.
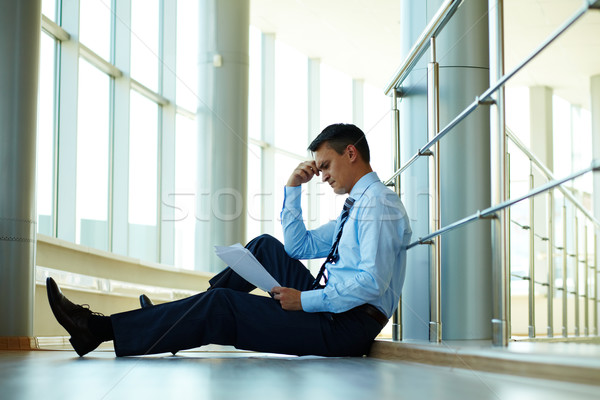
[47,123,412,357]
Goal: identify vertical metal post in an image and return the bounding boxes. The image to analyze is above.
[506,152,512,338]
[392,89,402,342]
[562,201,568,337]
[528,161,536,338]
[547,190,554,337]
[575,215,580,336]
[594,232,598,335]
[489,0,509,346]
[427,37,442,343]
[584,225,589,336]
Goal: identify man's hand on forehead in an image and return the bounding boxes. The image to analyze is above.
[287,160,320,187]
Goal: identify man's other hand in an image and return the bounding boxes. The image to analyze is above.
[271,287,303,311]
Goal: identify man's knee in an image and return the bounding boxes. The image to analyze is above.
[202,288,237,310]
[247,234,283,252]
[250,233,278,245]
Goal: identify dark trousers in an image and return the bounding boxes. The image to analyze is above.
[110,234,383,357]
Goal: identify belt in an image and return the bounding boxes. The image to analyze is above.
[356,304,389,328]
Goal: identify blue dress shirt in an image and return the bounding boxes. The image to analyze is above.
[280,171,412,317]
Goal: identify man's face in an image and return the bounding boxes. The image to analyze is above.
[314,144,352,195]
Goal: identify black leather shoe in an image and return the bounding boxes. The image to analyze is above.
[46,277,102,357]
[139,294,154,308]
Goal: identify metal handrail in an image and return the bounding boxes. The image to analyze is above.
[506,127,600,227]
[384,0,593,187]
[407,160,600,249]
[383,0,463,95]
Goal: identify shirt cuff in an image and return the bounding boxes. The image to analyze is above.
[301,289,324,313]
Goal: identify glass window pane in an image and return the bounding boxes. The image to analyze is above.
[176,0,199,111]
[173,113,197,269]
[248,26,262,141]
[129,90,158,226]
[320,63,352,129]
[272,153,307,241]
[131,0,159,92]
[571,106,592,195]
[505,86,530,142]
[129,90,159,261]
[76,59,110,250]
[274,40,308,154]
[42,0,56,22]
[247,143,262,240]
[553,95,572,179]
[364,83,394,180]
[36,32,56,236]
[80,0,111,61]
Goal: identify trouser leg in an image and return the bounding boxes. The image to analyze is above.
[111,288,381,357]
[209,234,315,292]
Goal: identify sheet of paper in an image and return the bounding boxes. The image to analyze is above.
[214,243,281,293]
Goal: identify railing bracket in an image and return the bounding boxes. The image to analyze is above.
[420,150,434,156]
[476,210,497,220]
[476,95,496,105]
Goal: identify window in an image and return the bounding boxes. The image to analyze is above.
[247,143,263,240]
[274,40,308,154]
[320,62,352,129]
[42,0,57,22]
[76,59,110,250]
[128,90,159,261]
[364,82,394,180]
[36,32,56,236]
[248,26,262,141]
[79,0,111,61]
[553,95,592,194]
[173,114,197,269]
[131,0,159,91]
[176,0,199,111]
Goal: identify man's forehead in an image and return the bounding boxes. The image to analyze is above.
[313,146,334,167]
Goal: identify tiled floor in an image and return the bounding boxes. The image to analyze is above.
[1,345,599,400]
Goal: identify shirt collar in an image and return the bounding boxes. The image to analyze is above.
[349,171,379,201]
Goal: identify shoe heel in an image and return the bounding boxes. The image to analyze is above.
[69,335,99,357]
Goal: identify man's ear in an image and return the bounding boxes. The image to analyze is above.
[346,144,358,162]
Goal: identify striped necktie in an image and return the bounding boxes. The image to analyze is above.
[311,197,355,289]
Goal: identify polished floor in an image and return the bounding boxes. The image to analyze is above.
[1,345,599,400]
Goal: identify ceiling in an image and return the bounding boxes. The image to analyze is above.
[250,0,600,109]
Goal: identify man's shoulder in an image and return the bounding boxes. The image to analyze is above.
[357,183,406,214]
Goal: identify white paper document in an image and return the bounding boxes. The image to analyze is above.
[214,243,281,293]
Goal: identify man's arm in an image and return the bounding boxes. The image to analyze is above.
[273,161,330,312]
[281,162,335,260]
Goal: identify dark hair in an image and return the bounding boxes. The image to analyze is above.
[308,123,370,163]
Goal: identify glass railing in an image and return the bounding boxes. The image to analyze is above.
[507,128,599,339]
[384,0,600,345]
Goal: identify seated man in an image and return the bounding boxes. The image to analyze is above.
[47,123,412,357]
